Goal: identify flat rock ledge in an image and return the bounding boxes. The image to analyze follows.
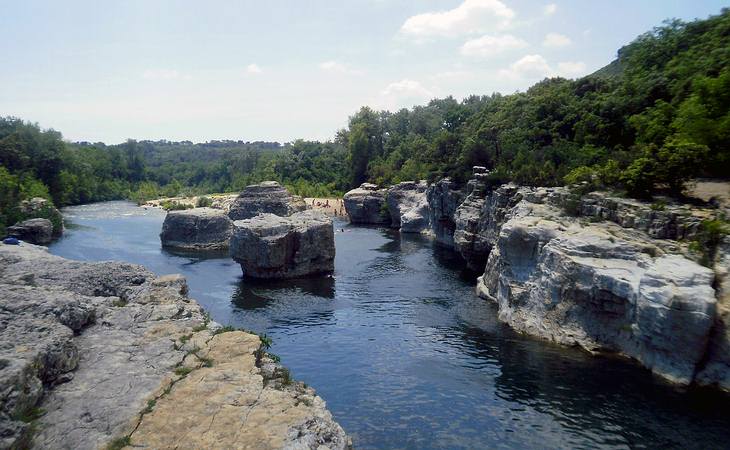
[160,207,233,251]
[0,243,349,450]
[228,181,308,221]
[230,210,335,279]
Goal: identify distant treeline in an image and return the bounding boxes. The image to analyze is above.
[1,9,728,234]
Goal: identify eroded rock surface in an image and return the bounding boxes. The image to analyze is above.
[7,218,54,245]
[386,181,429,233]
[160,207,233,251]
[343,183,390,225]
[425,178,465,247]
[476,198,719,385]
[0,244,349,449]
[230,210,335,279]
[228,181,307,221]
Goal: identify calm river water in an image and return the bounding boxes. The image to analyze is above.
[49,201,730,449]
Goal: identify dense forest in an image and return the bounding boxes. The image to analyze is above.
[1,9,728,234]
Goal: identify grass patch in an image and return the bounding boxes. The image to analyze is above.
[142,399,156,415]
[111,299,128,307]
[174,367,193,377]
[106,436,131,450]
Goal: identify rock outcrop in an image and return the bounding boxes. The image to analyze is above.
[475,195,720,386]
[426,179,465,246]
[386,181,429,233]
[6,218,54,245]
[230,210,335,279]
[0,243,349,449]
[160,207,233,251]
[228,181,307,221]
[343,183,390,225]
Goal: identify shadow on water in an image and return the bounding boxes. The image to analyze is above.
[232,274,336,310]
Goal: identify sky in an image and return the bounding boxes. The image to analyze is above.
[0,0,726,144]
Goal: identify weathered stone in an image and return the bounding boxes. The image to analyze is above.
[17,197,64,237]
[386,181,429,233]
[453,183,524,271]
[343,183,390,225]
[476,201,718,385]
[160,207,233,251]
[696,236,730,391]
[426,178,465,247]
[230,210,335,279]
[7,218,53,245]
[228,181,307,221]
[0,244,349,449]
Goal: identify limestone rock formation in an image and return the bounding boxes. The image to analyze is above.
[0,244,349,449]
[228,181,307,221]
[386,181,429,233]
[426,178,465,246]
[230,210,335,279]
[160,207,233,251]
[696,236,730,391]
[6,218,54,245]
[343,183,390,225]
[476,198,719,385]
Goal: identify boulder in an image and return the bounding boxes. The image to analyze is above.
[7,218,53,245]
[386,181,429,233]
[476,199,718,385]
[426,178,465,246]
[228,181,307,221]
[160,207,233,251]
[230,210,335,279]
[343,183,390,225]
[17,197,64,237]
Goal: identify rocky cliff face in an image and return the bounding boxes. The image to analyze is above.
[6,218,54,245]
[228,181,308,221]
[160,207,233,251]
[230,210,336,279]
[351,169,729,390]
[0,244,349,449]
[425,179,465,247]
[386,181,429,233]
[343,183,391,225]
[475,198,717,385]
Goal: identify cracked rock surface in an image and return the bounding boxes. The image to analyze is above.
[0,244,349,449]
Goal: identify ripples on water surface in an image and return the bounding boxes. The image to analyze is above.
[50,201,730,449]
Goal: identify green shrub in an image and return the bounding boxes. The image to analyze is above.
[196,196,213,207]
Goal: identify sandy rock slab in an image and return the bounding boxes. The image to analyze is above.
[130,331,350,450]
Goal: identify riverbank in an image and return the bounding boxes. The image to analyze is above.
[0,242,350,449]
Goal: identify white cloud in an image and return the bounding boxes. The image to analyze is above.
[543,3,557,16]
[378,79,435,109]
[430,70,473,82]
[542,32,571,48]
[499,54,587,80]
[460,34,528,57]
[246,63,263,74]
[142,69,187,80]
[400,0,515,39]
[319,61,362,75]
[557,61,587,77]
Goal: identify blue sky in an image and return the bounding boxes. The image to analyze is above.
[0,0,726,143]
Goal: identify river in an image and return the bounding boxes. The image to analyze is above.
[49,201,730,449]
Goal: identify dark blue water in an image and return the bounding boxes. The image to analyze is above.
[50,201,730,449]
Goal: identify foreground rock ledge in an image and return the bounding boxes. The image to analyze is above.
[0,244,349,449]
[230,210,335,279]
[160,207,234,251]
